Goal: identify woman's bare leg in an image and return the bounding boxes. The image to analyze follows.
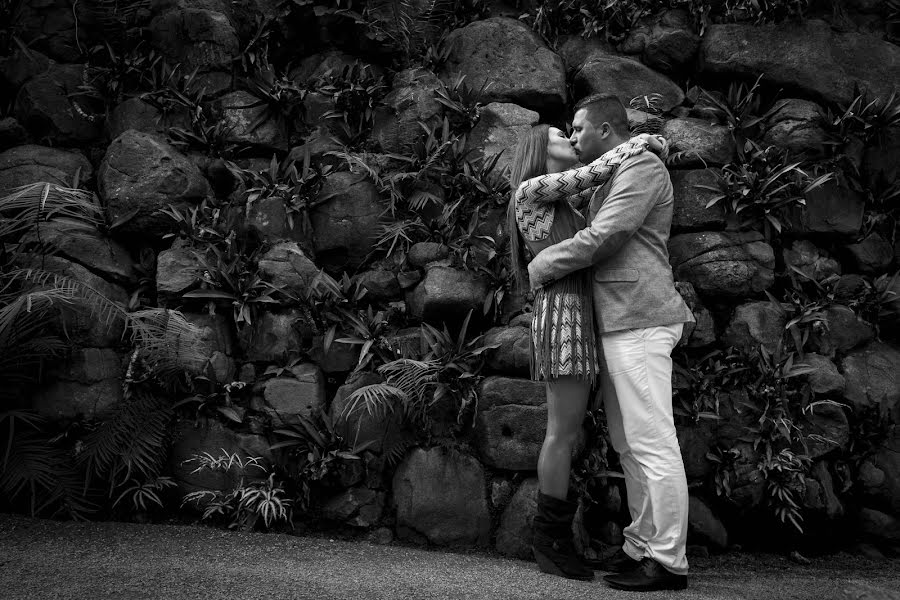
[538,375,591,499]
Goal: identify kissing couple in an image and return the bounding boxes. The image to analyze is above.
[507,93,695,592]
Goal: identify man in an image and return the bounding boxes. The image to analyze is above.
[527,94,695,592]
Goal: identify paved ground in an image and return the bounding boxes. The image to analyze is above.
[1,514,898,600]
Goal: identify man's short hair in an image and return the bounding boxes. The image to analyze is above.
[574,94,629,136]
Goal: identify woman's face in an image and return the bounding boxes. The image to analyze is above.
[546,126,577,170]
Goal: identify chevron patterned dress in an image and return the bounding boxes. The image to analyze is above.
[516,136,662,384]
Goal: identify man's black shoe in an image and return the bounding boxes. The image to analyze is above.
[602,557,687,592]
[583,547,640,573]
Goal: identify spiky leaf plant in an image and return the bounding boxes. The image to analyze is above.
[0,182,205,519]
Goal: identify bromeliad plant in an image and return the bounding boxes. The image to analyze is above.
[234,150,334,242]
[699,142,834,238]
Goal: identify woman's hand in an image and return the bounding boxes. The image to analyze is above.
[634,133,669,162]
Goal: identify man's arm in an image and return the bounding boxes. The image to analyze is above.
[526,152,668,289]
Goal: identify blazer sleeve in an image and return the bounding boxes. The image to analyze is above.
[526,152,666,288]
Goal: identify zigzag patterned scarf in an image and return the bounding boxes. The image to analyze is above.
[515,135,665,242]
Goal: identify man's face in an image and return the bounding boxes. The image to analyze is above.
[569,108,607,163]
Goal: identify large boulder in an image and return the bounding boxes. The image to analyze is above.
[782,240,841,282]
[846,233,895,275]
[675,282,716,347]
[406,266,490,324]
[483,325,531,377]
[19,221,136,286]
[321,487,385,527]
[289,51,377,85]
[859,431,900,515]
[31,348,124,419]
[106,98,190,140]
[495,478,539,558]
[218,90,288,152]
[156,244,202,304]
[722,301,786,354]
[441,17,567,113]
[10,0,87,62]
[863,129,900,189]
[310,172,383,272]
[330,372,404,455]
[15,254,128,347]
[0,145,93,190]
[15,63,102,144]
[0,117,28,151]
[239,310,304,362]
[0,48,52,89]
[669,231,775,297]
[257,241,319,300]
[393,447,491,546]
[670,169,726,232]
[688,495,728,551]
[475,376,549,471]
[262,363,326,424]
[98,130,210,239]
[802,403,850,459]
[858,507,900,545]
[372,67,444,153]
[148,8,240,72]
[619,9,700,74]
[700,20,900,105]
[761,99,828,157]
[574,51,684,112]
[841,342,900,414]
[798,353,845,397]
[678,425,714,480]
[245,196,309,246]
[809,305,875,356]
[181,313,236,379]
[794,181,865,237]
[169,419,272,497]
[661,117,735,167]
[408,242,450,267]
[464,102,539,176]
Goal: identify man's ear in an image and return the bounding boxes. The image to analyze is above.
[600,122,611,138]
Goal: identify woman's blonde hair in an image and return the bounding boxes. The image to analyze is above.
[507,124,550,293]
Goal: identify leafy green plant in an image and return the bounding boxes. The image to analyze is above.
[699,142,833,238]
[343,310,498,434]
[234,150,334,240]
[183,243,278,325]
[269,409,366,511]
[435,74,488,133]
[673,348,745,424]
[239,65,307,143]
[0,182,206,519]
[181,452,293,530]
[112,475,177,515]
[757,446,809,532]
[315,62,386,149]
[694,75,781,161]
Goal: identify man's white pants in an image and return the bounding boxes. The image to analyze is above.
[599,323,688,575]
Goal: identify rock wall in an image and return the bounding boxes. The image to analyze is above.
[2,0,899,556]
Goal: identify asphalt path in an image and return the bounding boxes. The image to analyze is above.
[1,514,898,600]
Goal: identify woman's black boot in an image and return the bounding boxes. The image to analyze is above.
[531,492,594,581]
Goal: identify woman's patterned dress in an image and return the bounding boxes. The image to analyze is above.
[514,135,667,384]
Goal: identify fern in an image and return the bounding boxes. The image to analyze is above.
[78,389,173,494]
[0,411,97,519]
[0,183,102,241]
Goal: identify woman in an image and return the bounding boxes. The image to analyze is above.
[507,126,666,581]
